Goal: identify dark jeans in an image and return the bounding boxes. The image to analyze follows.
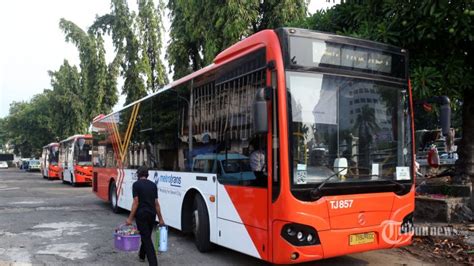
[136,211,157,266]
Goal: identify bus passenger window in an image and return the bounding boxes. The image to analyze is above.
[192,158,216,173]
[193,160,205,172]
[183,48,268,188]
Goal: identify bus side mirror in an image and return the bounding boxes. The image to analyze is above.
[253,87,271,134]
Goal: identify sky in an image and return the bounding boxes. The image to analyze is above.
[0,0,335,118]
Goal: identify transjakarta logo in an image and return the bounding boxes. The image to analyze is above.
[153,172,181,187]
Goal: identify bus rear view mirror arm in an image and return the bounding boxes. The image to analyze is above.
[253,87,272,134]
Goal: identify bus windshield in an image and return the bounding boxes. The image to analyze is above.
[76,138,92,166]
[286,71,412,185]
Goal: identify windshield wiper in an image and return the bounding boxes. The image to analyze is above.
[310,167,347,200]
[378,177,406,192]
[352,174,407,193]
[354,175,405,190]
[309,172,407,199]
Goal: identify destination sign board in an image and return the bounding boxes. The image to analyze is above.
[288,37,406,78]
[312,41,392,73]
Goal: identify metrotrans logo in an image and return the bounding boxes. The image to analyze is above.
[154,172,181,187]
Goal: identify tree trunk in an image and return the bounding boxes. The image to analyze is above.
[458,89,474,207]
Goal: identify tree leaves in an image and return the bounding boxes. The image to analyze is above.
[60,19,114,122]
[297,0,474,181]
[4,94,57,157]
[298,0,473,127]
[167,0,307,80]
[90,0,168,104]
[137,0,168,92]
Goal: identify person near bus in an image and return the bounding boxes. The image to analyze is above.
[250,139,265,172]
[249,138,267,187]
[126,166,164,265]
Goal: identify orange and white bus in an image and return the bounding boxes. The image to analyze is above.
[59,134,93,186]
[91,28,450,264]
[41,142,60,180]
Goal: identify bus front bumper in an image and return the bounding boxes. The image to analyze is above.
[74,172,92,183]
[272,220,413,264]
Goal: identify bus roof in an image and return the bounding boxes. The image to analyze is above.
[280,27,406,54]
[43,142,59,149]
[59,134,92,144]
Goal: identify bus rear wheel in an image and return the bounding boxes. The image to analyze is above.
[109,181,120,213]
[192,195,212,252]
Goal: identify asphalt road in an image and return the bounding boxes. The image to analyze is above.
[0,168,425,265]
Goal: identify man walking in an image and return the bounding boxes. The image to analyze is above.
[126,166,164,265]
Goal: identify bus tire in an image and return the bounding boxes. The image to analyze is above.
[192,195,212,252]
[109,181,120,213]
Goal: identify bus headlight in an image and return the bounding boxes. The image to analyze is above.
[281,223,320,246]
[296,231,304,241]
[286,226,296,236]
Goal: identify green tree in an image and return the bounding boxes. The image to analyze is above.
[167,0,308,79]
[4,94,56,157]
[91,0,168,104]
[138,0,168,92]
[48,60,85,137]
[3,54,118,157]
[297,0,474,197]
[4,102,30,156]
[104,52,123,109]
[0,118,7,151]
[60,19,116,122]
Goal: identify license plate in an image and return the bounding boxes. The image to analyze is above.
[349,232,375,245]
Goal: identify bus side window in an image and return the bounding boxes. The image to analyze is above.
[193,160,204,172]
[150,89,180,171]
[205,48,267,188]
[216,161,222,176]
[210,159,217,174]
[193,159,214,173]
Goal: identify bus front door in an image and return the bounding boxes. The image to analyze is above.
[63,146,74,183]
[216,167,268,260]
